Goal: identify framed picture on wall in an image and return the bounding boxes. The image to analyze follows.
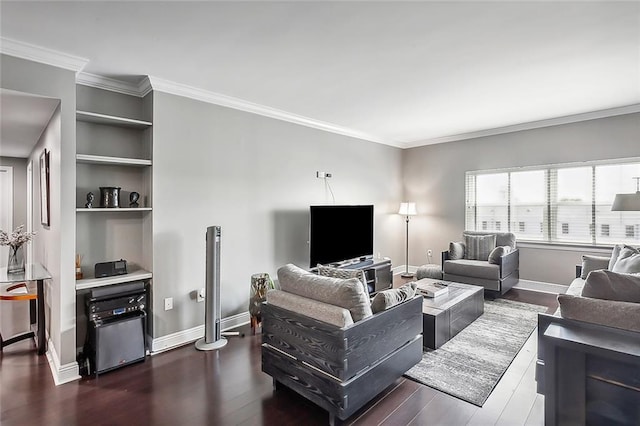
[40,149,50,227]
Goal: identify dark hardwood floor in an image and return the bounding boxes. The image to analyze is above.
[1,286,558,426]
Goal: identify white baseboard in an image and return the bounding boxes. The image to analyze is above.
[392,265,418,275]
[151,311,250,354]
[514,279,568,295]
[46,338,81,386]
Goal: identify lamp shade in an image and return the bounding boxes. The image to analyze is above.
[398,202,417,216]
[611,192,640,211]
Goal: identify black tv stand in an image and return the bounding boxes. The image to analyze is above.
[339,258,392,295]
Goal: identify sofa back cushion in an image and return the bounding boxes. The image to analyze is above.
[463,231,516,249]
[277,264,373,322]
[266,289,354,328]
[558,294,640,333]
[581,270,640,303]
[580,255,611,279]
[464,233,496,261]
[317,264,368,293]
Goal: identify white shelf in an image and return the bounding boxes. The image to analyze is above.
[76,207,152,212]
[76,269,153,290]
[76,110,152,129]
[76,154,151,167]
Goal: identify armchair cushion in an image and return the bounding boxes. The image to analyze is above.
[266,289,354,328]
[443,259,500,280]
[464,234,496,260]
[448,241,465,260]
[371,282,417,313]
[488,246,512,264]
[580,255,610,279]
[277,263,373,322]
[581,270,640,303]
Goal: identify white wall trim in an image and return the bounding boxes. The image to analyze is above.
[76,72,146,97]
[0,37,88,73]
[392,265,418,275]
[46,338,81,386]
[146,75,400,147]
[404,104,640,148]
[150,311,250,354]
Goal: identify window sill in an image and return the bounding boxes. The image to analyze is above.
[517,241,613,254]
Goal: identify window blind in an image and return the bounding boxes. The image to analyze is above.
[465,158,640,246]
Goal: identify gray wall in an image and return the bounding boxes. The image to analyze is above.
[0,156,27,228]
[1,54,77,368]
[152,91,404,337]
[402,112,640,285]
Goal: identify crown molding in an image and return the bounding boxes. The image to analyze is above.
[76,72,148,97]
[0,37,88,73]
[404,104,640,148]
[147,75,400,147]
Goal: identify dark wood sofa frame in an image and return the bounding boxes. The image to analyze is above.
[261,296,423,425]
[536,265,640,425]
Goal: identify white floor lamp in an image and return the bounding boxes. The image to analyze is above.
[399,202,417,278]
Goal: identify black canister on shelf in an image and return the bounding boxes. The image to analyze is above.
[99,187,121,208]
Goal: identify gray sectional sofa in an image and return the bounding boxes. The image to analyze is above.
[536,245,640,425]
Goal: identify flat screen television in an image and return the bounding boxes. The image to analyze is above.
[309,205,374,267]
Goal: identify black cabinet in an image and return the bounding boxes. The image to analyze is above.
[340,258,392,294]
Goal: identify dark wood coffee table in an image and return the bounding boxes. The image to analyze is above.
[416,278,484,349]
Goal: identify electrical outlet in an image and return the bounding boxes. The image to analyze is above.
[164,297,173,310]
[197,288,205,302]
[316,171,332,178]
[427,249,433,257]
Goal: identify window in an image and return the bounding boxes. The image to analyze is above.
[465,158,640,246]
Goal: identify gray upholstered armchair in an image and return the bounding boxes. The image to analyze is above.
[441,231,519,296]
[262,264,422,425]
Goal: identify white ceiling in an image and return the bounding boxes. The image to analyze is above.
[0,89,60,158]
[1,1,639,148]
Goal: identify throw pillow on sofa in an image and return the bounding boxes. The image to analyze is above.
[580,255,611,279]
[608,244,624,270]
[370,282,417,314]
[277,263,373,322]
[317,264,368,293]
[464,234,496,261]
[581,270,640,303]
[449,241,465,260]
[611,245,640,275]
[488,246,512,264]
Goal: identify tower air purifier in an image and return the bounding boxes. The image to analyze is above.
[195,225,227,351]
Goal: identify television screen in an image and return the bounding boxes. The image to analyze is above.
[309,205,374,267]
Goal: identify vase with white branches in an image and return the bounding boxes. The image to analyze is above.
[0,225,37,273]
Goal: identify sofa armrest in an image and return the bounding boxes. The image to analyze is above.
[442,250,450,264]
[499,248,519,278]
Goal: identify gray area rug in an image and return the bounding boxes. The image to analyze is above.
[404,298,547,407]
